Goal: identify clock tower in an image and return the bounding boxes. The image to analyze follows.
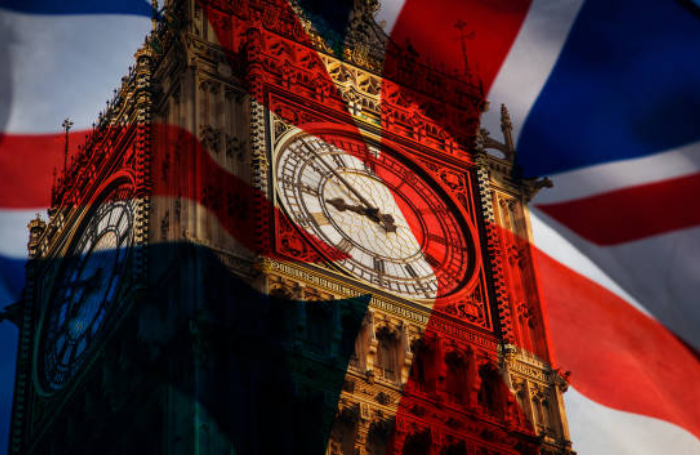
[8,1,574,454]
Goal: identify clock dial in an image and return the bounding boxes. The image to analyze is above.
[39,192,135,391]
[275,134,474,299]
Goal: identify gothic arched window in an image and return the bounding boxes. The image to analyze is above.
[329,407,359,455]
[306,301,332,356]
[402,430,431,455]
[513,380,532,429]
[445,351,469,404]
[367,419,391,455]
[269,286,296,341]
[478,364,504,417]
[343,315,368,372]
[375,328,399,382]
[410,338,436,392]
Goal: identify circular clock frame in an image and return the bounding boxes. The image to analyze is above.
[274,129,480,301]
[34,181,137,395]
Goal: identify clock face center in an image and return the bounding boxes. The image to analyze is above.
[321,170,424,261]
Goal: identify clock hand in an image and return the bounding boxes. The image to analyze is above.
[300,139,397,232]
[328,178,361,204]
[326,197,398,233]
[84,267,103,291]
[326,197,373,218]
[325,197,351,212]
[379,213,398,233]
[72,267,103,291]
[64,266,105,322]
[300,138,378,210]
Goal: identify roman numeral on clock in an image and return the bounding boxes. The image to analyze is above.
[299,184,319,197]
[311,212,330,226]
[373,258,385,286]
[424,253,440,269]
[405,264,418,278]
[296,213,328,227]
[295,216,313,227]
[373,258,385,274]
[428,234,447,245]
[308,162,328,177]
[330,153,345,168]
[279,175,296,187]
[119,230,130,246]
[336,238,354,254]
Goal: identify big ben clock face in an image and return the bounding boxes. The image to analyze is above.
[38,189,135,392]
[275,134,474,299]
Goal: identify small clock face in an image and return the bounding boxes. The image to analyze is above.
[275,134,474,299]
[39,194,134,391]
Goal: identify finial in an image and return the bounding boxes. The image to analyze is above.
[500,103,515,154]
[500,104,512,128]
[61,117,73,173]
[152,0,159,31]
[27,213,47,260]
[27,212,46,233]
[454,20,475,73]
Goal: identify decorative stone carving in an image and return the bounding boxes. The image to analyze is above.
[200,124,221,154]
[201,184,222,212]
[225,135,246,160]
[375,391,392,406]
[160,210,170,239]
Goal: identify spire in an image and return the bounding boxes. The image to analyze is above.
[61,117,73,174]
[152,0,159,31]
[27,213,46,259]
[500,104,514,154]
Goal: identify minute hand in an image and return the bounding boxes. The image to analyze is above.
[300,139,381,218]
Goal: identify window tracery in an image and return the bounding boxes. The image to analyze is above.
[375,327,399,382]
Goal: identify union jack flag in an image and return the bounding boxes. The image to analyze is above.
[1,1,699,454]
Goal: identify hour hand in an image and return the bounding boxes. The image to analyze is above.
[380,214,397,233]
[327,198,398,232]
[74,267,103,291]
[351,204,397,232]
[326,197,352,212]
[362,207,397,233]
[326,198,372,217]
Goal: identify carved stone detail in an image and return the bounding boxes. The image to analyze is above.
[200,124,221,154]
